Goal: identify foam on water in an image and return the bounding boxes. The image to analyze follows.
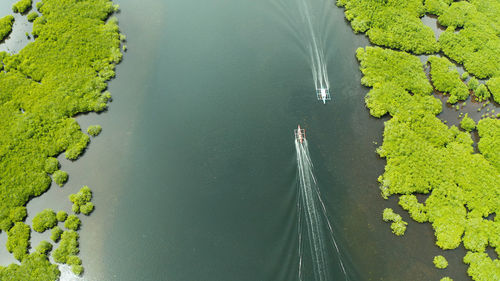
[58,264,84,281]
[295,139,347,281]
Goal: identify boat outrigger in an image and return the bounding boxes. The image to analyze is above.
[316,88,331,104]
[294,125,306,144]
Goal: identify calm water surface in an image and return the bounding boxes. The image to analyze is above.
[0,0,472,280]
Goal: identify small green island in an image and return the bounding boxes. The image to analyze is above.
[338,0,500,279]
[0,0,122,279]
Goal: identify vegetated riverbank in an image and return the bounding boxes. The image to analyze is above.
[0,0,123,279]
[337,0,499,280]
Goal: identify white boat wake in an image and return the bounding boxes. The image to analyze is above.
[295,128,347,281]
[296,0,331,104]
[273,0,332,103]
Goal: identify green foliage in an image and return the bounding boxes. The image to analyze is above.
[460,114,476,132]
[27,11,39,22]
[0,252,59,281]
[80,202,94,215]
[9,206,27,222]
[424,0,453,16]
[35,240,52,255]
[67,255,84,275]
[398,195,428,222]
[52,170,68,186]
[486,77,500,103]
[463,251,500,281]
[477,118,500,171]
[440,277,453,281]
[355,26,500,280]
[64,214,81,231]
[382,208,398,222]
[56,210,67,222]
[52,230,79,264]
[32,208,57,233]
[44,157,59,174]
[12,0,32,14]
[72,264,84,275]
[338,0,438,54]
[437,1,500,79]
[365,82,441,118]
[66,255,81,266]
[461,72,469,80]
[390,220,407,236]
[468,77,479,91]
[428,56,469,104]
[434,255,448,269]
[6,222,30,261]
[382,208,407,236]
[0,15,15,42]
[87,124,102,137]
[50,226,62,242]
[357,47,433,95]
[0,0,122,235]
[69,186,93,214]
[475,84,490,102]
[0,1,121,276]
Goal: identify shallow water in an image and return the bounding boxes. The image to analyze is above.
[0,0,474,280]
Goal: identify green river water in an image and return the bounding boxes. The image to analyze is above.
[0,0,474,280]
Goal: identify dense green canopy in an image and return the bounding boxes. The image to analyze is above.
[52,230,80,274]
[0,0,122,279]
[428,56,469,104]
[32,208,57,233]
[437,1,500,79]
[340,0,500,277]
[12,0,32,14]
[356,43,500,280]
[434,255,448,269]
[69,186,93,214]
[337,0,438,54]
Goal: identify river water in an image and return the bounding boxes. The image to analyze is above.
[0,0,472,280]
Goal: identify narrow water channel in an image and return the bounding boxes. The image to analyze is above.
[0,0,471,280]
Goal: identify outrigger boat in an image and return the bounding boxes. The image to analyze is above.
[316,88,331,104]
[294,125,306,144]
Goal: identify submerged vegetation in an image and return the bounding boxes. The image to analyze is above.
[0,0,122,279]
[339,0,500,280]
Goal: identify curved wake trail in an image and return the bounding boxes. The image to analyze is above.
[295,139,347,281]
[297,0,330,92]
[271,0,331,100]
